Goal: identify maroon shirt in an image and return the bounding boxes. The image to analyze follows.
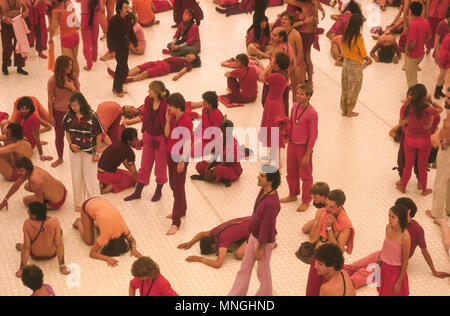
[140,96,168,137]
[210,216,251,249]
[98,141,135,172]
[230,67,258,99]
[168,112,193,158]
[164,57,193,73]
[406,220,427,258]
[250,189,281,244]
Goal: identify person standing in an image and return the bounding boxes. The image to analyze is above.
[340,14,371,117]
[425,0,448,54]
[77,0,103,70]
[228,165,281,296]
[405,1,431,88]
[0,0,29,75]
[280,84,318,213]
[125,81,169,202]
[107,0,137,97]
[164,93,192,236]
[26,0,48,59]
[433,7,450,99]
[62,92,104,212]
[47,55,80,168]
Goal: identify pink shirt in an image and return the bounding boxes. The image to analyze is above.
[400,105,438,138]
[408,17,431,59]
[47,75,81,111]
[289,104,318,150]
[129,275,178,296]
[380,236,402,266]
[96,101,122,132]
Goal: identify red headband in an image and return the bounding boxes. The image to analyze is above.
[184,9,193,17]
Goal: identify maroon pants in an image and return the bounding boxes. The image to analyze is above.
[173,0,203,25]
[113,50,129,93]
[27,15,48,53]
[223,77,257,104]
[167,155,188,227]
[1,22,25,67]
[427,17,444,51]
[53,109,66,158]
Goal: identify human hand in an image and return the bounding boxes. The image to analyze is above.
[92,153,100,162]
[393,280,401,295]
[60,266,71,275]
[374,56,380,63]
[254,247,264,261]
[165,108,171,122]
[177,161,185,174]
[178,242,192,250]
[106,258,119,267]
[64,80,75,91]
[0,199,8,211]
[49,115,56,127]
[40,155,53,161]
[301,155,310,167]
[3,17,13,25]
[172,74,180,81]
[48,38,53,45]
[393,56,399,64]
[186,256,203,263]
[433,271,450,278]
[15,269,22,278]
[70,143,81,153]
[326,215,334,228]
[130,248,142,258]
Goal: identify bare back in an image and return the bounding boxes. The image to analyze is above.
[25,217,59,257]
[12,140,33,160]
[295,0,317,33]
[321,270,356,296]
[29,167,65,203]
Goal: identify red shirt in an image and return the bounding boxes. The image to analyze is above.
[210,216,251,249]
[246,28,270,50]
[439,33,450,69]
[436,19,450,45]
[140,96,167,136]
[17,112,40,149]
[400,105,438,138]
[408,17,431,59]
[173,22,201,50]
[406,220,426,258]
[429,0,448,18]
[230,67,258,99]
[168,112,193,158]
[164,57,193,73]
[289,104,318,150]
[129,275,178,296]
[96,101,122,132]
[250,189,281,244]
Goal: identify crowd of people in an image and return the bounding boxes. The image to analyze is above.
[0,0,449,296]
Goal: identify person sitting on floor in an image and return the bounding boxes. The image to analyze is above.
[15,202,70,278]
[21,265,56,296]
[177,216,252,268]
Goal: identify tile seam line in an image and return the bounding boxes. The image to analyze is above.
[316,63,395,128]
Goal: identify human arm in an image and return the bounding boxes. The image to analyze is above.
[393,233,410,295]
[20,0,29,18]
[164,109,171,138]
[173,67,188,81]
[122,159,138,181]
[66,131,81,153]
[0,176,26,210]
[309,210,322,243]
[16,223,31,278]
[389,123,402,139]
[31,127,52,161]
[328,226,351,253]
[129,286,137,296]
[435,34,442,63]
[186,247,228,269]
[421,247,450,278]
[178,231,210,249]
[54,219,70,275]
[258,63,275,83]
[370,42,382,62]
[126,233,141,258]
[93,133,103,162]
[48,11,60,42]
[89,242,119,266]
[47,80,56,126]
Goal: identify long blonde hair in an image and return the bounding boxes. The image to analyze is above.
[149,80,168,101]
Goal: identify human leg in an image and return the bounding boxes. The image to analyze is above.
[433,218,450,254]
[283,142,300,202]
[113,50,129,94]
[255,241,275,296]
[0,156,13,180]
[81,152,101,200]
[400,137,419,191]
[416,138,432,194]
[228,234,258,296]
[431,148,450,218]
[52,110,66,167]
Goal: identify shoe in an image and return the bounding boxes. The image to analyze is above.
[17,67,28,75]
[38,52,47,59]
[215,7,226,14]
[190,174,203,180]
[171,24,178,28]
[221,179,231,187]
[2,63,8,75]
[162,49,171,54]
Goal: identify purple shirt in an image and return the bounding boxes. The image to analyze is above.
[210,216,251,249]
[289,104,318,150]
[31,284,55,296]
[250,189,280,244]
[408,17,431,59]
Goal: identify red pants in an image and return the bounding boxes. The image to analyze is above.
[98,170,136,193]
[401,136,431,191]
[153,0,173,13]
[1,22,26,67]
[195,161,241,182]
[27,12,47,53]
[138,60,171,77]
[427,17,444,51]
[286,143,313,203]
[377,261,409,296]
[223,77,256,104]
[81,13,100,68]
[306,257,326,296]
[168,155,188,227]
[53,109,66,158]
[138,133,168,185]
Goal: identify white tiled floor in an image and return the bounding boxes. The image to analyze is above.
[0,1,449,296]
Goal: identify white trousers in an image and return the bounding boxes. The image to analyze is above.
[431,148,450,218]
[70,151,100,209]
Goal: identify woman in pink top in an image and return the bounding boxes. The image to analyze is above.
[47,55,81,167]
[377,205,411,296]
[129,256,178,296]
[258,53,290,156]
[397,84,440,195]
[49,0,80,76]
[76,0,103,70]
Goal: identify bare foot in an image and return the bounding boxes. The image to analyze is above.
[433,217,448,226]
[83,66,92,71]
[346,111,359,117]
[15,243,23,251]
[113,90,125,97]
[341,112,347,116]
[297,202,310,212]
[41,141,48,145]
[396,183,406,193]
[51,158,63,168]
[166,225,178,235]
[72,218,80,229]
[280,196,297,203]
[421,189,432,196]
[166,214,172,219]
[396,179,401,186]
[425,210,436,220]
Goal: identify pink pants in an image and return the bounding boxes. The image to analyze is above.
[228,234,275,296]
[53,109,66,158]
[98,170,135,193]
[81,13,100,68]
[286,143,313,203]
[343,250,381,289]
[195,161,241,182]
[138,132,168,185]
[427,17,444,51]
[402,136,431,191]
[167,155,188,227]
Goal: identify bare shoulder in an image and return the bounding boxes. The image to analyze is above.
[401,230,411,243]
[319,281,334,296]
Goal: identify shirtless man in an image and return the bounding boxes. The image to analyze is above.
[314,243,356,296]
[15,202,70,278]
[0,123,32,181]
[370,33,402,64]
[177,216,251,269]
[284,0,318,86]
[0,157,67,210]
[280,10,305,102]
[0,0,29,75]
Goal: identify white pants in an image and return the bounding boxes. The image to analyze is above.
[431,148,450,218]
[70,151,100,209]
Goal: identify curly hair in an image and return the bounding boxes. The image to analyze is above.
[131,257,160,279]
